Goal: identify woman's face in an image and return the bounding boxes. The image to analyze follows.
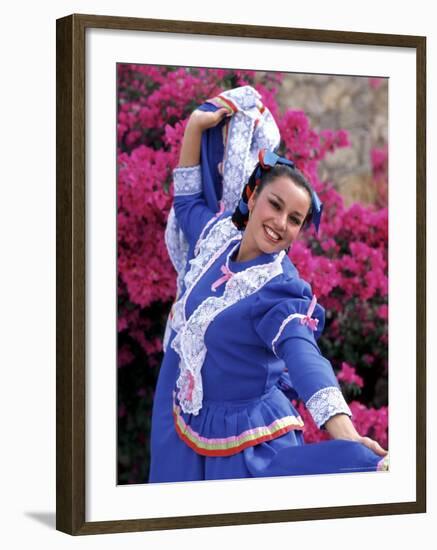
[244,175,311,258]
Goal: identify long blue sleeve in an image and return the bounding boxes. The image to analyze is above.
[252,277,352,428]
[173,165,217,250]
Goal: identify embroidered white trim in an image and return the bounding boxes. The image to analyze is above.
[173,165,202,195]
[164,165,207,330]
[223,85,261,111]
[271,312,309,357]
[170,216,241,336]
[170,216,285,415]
[165,164,202,289]
[221,111,256,210]
[220,87,280,211]
[193,214,219,257]
[163,206,190,345]
[164,207,189,277]
[306,386,352,429]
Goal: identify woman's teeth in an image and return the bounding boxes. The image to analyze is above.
[264,225,280,241]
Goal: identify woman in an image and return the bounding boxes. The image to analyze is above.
[148,98,389,483]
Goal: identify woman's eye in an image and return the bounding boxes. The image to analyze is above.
[270,200,300,225]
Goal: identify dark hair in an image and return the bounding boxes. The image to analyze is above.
[232,163,314,231]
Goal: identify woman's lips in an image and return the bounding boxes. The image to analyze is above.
[263,224,281,243]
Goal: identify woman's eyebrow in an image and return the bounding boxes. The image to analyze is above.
[270,192,305,219]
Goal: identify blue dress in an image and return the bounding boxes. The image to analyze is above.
[148,165,388,483]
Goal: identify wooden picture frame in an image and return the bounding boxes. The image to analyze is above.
[56,13,426,535]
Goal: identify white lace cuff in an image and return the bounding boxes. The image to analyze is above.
[173,165,202,195]
[306,386,352,429]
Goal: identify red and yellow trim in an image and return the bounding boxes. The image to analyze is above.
[173,401,305,457]
[215,95,239,114]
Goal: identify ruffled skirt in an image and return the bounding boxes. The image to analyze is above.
[148,340,388,483]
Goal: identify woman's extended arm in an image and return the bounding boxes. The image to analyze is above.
[279,338,388,458]
[252,286,388,459]
[171,107,230,247]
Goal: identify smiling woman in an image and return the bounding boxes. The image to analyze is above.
[148,86,389,483]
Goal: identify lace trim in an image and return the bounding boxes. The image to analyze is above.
[173,165,202,195]
[193,201,225,257]
[306,386,352,429]
[221,85,261,111]
[194,215,217,257]
[163,206,190,351]
[249,107,281,161]
[180,216,241,300]
[219,86,280,212]
[170,218,285,415]
[165,166,202,302]
[164,207,190,282]
[221,112,257,210]
[172,254,285,415]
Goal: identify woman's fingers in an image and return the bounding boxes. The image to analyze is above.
[360,436,388,457]
[218,107,232,118]
[207,107,232,127]
[189,107,232,130]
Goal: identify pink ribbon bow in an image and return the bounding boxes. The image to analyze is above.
[300,294,319,331]
[211,264,234,292]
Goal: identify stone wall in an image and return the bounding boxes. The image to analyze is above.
[270,74,388,206]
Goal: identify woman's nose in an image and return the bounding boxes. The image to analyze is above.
[274,212,287,231]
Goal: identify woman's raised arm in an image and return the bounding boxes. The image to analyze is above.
[172,108,230,246]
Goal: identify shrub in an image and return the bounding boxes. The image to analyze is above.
[117,65,388,483]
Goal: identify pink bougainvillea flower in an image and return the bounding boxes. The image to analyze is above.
[337,362,364,388]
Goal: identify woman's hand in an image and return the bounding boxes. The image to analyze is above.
[324,413,388,457]
[354,435,388,457]
[178,107,231,167]
[187,107,231,131]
